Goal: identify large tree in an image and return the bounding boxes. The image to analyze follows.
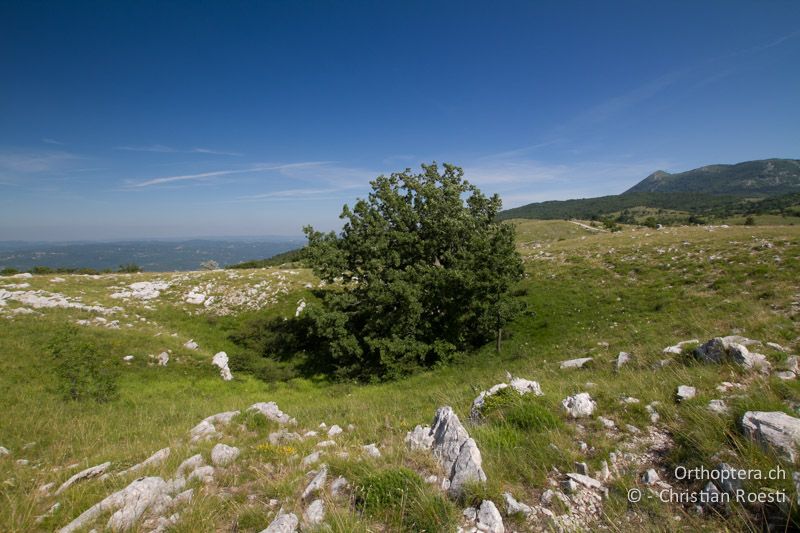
[302,163,524,379]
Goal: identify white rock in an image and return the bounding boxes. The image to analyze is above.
[261,510,299,533]
[561,393,596,418]
[362,443,381,458]
[560,357,593,369]
[663,339,699,354]
[642,469,659,485]
[616,352,631,369]
[295,299,306,317]
[303,499,325,526]
[119,448,170,477]
[430,406,487,497]
[708,400,728,414]
[185,290,206,305]
[176,454,205,477]
[157,352,169,366]
[56,462,111,495]
[212,352,233,381]
[123,355,134,362]
[767,342,787,352]
[502,492,533,516]
[188,465,215,483]
[110,280,169,300]
[316,440,336,448]
[248,402,296,424]
[741,411,800,462]
[327,424,342,437]
[302,451,321,467]
[676,385,696,402]
[405,425,434,450]
[0,446,9,455]
[302,465,328,501]
[475,500,504,533]
[189,411,239,442]
[183,340,198,350]
[211,443,240,466]
[598,417,616,429]
[470,377,543,419]
[330,476,349,497]
[776,371,797,381]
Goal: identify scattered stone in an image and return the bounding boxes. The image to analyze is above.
[616,352,631,369]
[16,459,29,466]
[362,443,381,458]
[0,446,8,456]
[429,406,487,497]
[303,499,325,526]
[642,469,659,485]
[183,340,198,350]
[295,299,306,317]
[598,417,616,429]
[625,424,641,435]
[35,502,60,524]
[304,431,318,438]
[119,448,170,477]
[566,472,605,492]
[316,440,336,448]
[189,411,239,442]
[123,355,134,362]
[575,462,589,475]
[157,352,169,366]
[56,462,111,495]
[330,476,349,498]
[261,510,299,533]
[302,451,321,466]
[562,393,596,418]
[110,280,169,300]
[717,381,745,393]
[676,385,696,402]
[248,402,296,424]
[470,377,543,419]
[776,371,796,381]
[708,400,728,414]
[786,356,800,375]
[663,339,699,354]
[269,430,302,445]
[212,352,233,381]
[727,343,770,370]
[302,465,328,501]
[475,500,505,533]
[176,455,205,478]
[598,461,611,482]
[741,411,800,461]
[646,403,660,423]
[694,337,770,370]
[560,357,593,369]
[211,443,240,466]
[405,425,434,450]
[327,424,343,437]
[767,342,787,352]
[188,465,215,483]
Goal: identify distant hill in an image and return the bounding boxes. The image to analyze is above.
[498,158,800,224]
[624,158,800,196]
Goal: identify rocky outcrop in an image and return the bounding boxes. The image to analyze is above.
[469,376,543,419]
[189,411,240,442]
[55,461,111,495]
[462,500,505,532]
[248,402,296,425]
[429,406,487,497]
[211,443,240,466]
[118,448,170,477]
[303,499,325,527]
[560,357,593,369]
[676,385,696,402]
[302,465,328,501]
[741,411,800,461]
[662,339,699,354]
[405,425,434,450]
[261,510,299,533]
[694,337,770,370]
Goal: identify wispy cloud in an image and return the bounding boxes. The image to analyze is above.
[42,137,65,146]
[237,188,346,201]
[0,149,81,173]
[124,161,334,188]
[115,144,242,156]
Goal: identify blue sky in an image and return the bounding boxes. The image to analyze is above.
[1,1,798,241]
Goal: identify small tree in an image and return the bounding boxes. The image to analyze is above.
[118,263,142,273]
[302,163,525,379]
[49,326,119,402]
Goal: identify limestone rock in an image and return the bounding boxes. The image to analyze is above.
[302,451,320,467]
[330,476,349,498]
[188,465,215,484]
[741,411,800,461]
[695,337,770,370]
[270,430,302,445]
[708,400,728,414]
[212,352,233,381]
[119,448,170,477]
[561,393,596,418]
[189,411,239,442]
[663,339,699,354]
[560,357,593,369]
[303,499,325,527]
[327,424,343,437]
[470,377,542,419]
[0,446,9,456]
[676,385,696,402]
[566,473,605,492]
[475,500,504,533]
[430,406,487,497]
[616,352,631,369]
[183,340,198,350]
[176,454,205,478]
[405,424,434,451]
[362,443,381,458]
[502,492,533,516]
[56,462,111,495]
[157,352,169,366]
[248,402,296,425]
[211,443,240,466]
[302,465,328,501]
[642,469,659,485]
[261,511,299,533]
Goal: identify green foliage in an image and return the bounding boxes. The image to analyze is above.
[117,263,142,273]
[226,247,307,269]
[0,267,20,275]
[48,326,119,402]
[745,215,756,226]
[300,163,525,379]
[351,466,457,532]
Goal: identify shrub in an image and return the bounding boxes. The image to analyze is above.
[117,263,142,273]
[1,268,20,276]
[48,326,119,402]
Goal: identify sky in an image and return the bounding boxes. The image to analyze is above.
[1,1,799,241]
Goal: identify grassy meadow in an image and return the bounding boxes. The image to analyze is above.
[1,220,799,532]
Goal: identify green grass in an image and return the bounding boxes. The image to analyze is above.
[1,222,799,531]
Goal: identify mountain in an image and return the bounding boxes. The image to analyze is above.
[623,158,800,196]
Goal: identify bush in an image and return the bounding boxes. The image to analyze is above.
[1,268,20,276]
[48,326,119,402]
[117,263,142,273]
[744,216,756,226]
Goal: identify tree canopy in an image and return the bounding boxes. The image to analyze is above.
[300,163,524,379]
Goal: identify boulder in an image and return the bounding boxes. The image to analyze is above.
[211,443,240,466]
[502,492,533,516]
[430,406,487,497]
[248,402,295,425]
[727,343,770,370]
[362,443,381,458]
[56,462,111,495]
[695,337,770,370]
[566,472,605,492]
[212,352,233,381]
[663,339,699,355]
[561,393,596,418]
[560,357,593,369]
[327,424,343,437]
[741,411,800,462]
[786,355,800,375]
[261,511,299,533]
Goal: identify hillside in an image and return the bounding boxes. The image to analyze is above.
[624,158,800,196]
[2,221,800,531]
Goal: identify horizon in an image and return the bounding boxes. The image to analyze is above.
[1,1,799,241]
